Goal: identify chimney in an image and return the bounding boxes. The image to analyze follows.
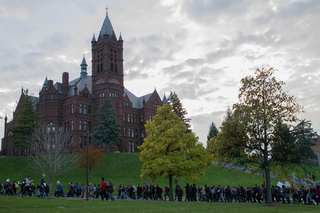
[62,72,69,95]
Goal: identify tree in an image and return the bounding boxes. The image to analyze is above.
[207,121,219,142]
[168,91,191,133]
[29,127,78,196]
[78,145,104,179]
[9,89,39,150]
[139,104,212,201]
[93,98,121,152]
[212,67,308,204]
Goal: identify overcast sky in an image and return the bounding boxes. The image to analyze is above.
[1,0,320,149]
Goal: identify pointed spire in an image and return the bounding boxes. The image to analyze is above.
[80,55,88,75]
[119,32,123,41]
[163,94,168,104]
[43,76,48,88]
[100,7,116,39]
[92,33,96,42]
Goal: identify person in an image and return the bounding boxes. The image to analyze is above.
[164,185,169,201]
[253,184,261,204]
[74,182,80,197]
[108,180,116,201]
[81,183,86,198]
[55,181,62,197]
[21,175,33,198]
[137,184,142,199]
[282,185,291,204]
[100,178,107,201]
[39,174,46,199]
[312,173,316,182]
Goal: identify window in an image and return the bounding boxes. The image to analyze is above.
[128,114,131,123]
[88,122,91,133]
[135,129,138,138]
[47,122,55,133]
[79,120,83,131]
[71,120,73,131]
[80,136,83,148]
[134,114,137,123]
[141,115,144,123]
[84,105,87,115]
[64,122,67,133]
[132,129,134,138]
[149,115,152,121]
[84,121,87,131]
[115,64,118,73]
[132,143,135,152]
[141,129,144,138]
[123,102,126,106]
[128,128,131,137]
[67,121,70,132]
[123,112,126,122]
[83,93,85,97]
[70,104,73,114]
[129,142,131,153]
[80,104,83,114]
[123,127,126,135]
[88,105,91,115]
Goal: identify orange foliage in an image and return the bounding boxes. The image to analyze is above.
[78,145,104,170]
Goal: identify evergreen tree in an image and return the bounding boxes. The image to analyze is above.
[207,121,219,142]
[139,104,212,201]
[168,91,191,133]
[93,98,121,152]
[9,89,39,149]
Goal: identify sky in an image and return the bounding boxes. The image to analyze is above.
[1,0,320,149]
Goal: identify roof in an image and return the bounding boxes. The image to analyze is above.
[124,88,152,109]
[68,74,92,97]
[100,10,115,39]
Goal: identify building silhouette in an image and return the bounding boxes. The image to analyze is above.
[1,9,166,156]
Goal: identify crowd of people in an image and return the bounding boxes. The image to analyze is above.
[1,176,320,205]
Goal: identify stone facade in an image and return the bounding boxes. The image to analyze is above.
[1,10,165,156]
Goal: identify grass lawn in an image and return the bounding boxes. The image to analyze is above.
[0,153,319,190]
[0,196,319,213]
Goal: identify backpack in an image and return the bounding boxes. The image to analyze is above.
[160,188,163,193]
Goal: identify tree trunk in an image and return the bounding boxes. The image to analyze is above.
[265,166,273,204]
[169,175,173,201]
[49,181,53,197]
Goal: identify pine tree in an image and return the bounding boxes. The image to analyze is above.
[207,121,219,142]
[9,89,39,150]
[168,91,191,133]
[93,98,121,152]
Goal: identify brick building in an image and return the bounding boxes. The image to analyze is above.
[1,9,166,156]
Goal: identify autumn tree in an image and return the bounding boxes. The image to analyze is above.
[29,127,78,196]
[78,145,104,179]
[9,89,39,150]
[93,98,121,152]
[139,104,212,201]
[212,67,309,204]
[168,91,191,133]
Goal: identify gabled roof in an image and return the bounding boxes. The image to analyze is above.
[124,88,152,109]
[68,74,92,97]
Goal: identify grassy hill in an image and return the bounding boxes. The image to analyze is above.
[0,153,316,189]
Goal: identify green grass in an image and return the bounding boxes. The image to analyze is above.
[0,153,318,189]
[0,196,319,213]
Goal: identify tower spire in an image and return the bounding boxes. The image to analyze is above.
[80,55,88,75]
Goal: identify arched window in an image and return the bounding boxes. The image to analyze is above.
[79,120,83,131]
[80,104,83,114]
[132,130,134,138]
[70,104,73,114]
[84,105,87,115]
[128,114,131,123]
[70,121,73,131]
[84,121,87,131]
[123,112,126,122]
[47,122,55,133]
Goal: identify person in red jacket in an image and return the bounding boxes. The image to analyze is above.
[100,178,107,201]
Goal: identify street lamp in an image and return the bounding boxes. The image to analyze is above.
[84,131,92,201]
